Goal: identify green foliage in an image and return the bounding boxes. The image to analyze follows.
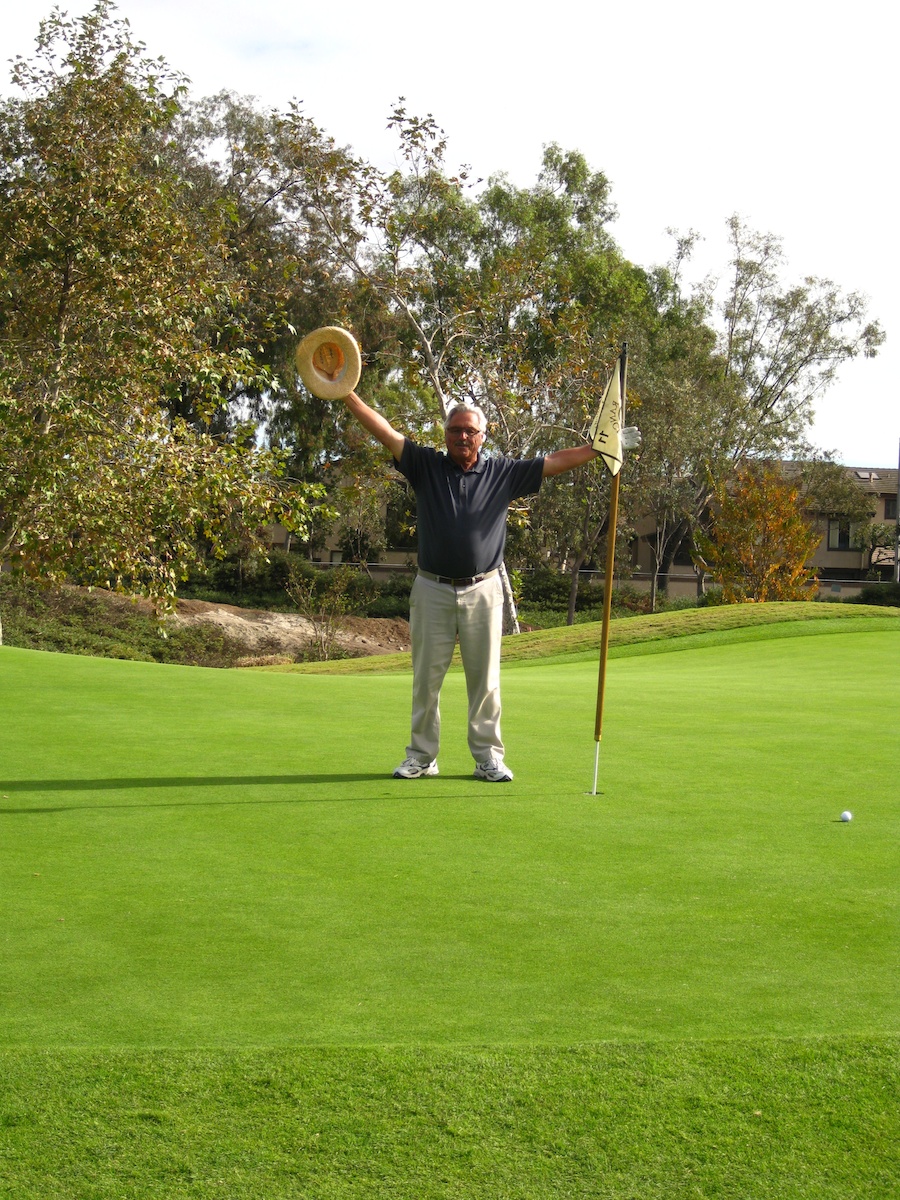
[519,566,572,608]
[619,223,884,608]
[846,581,900,607]
[852,522,896,575]
[0,4,318,617]
[284,560,375,608]
[362,572,414,619]
[285,562,375,660]
[654,593,702,612]
[0,573,256,666]
[180,548,299,609]
[696,586,729,607]
[0,565,413,665]
[720,216,884,442]
[0,6,885,627]
[795,455,878,523]
[181,554,415,620]
[172,89,403,489]
[518,570,652,622]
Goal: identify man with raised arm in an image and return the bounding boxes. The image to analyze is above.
[343,387,615,782]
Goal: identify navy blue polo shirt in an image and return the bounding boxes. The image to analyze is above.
[395,438,545,578]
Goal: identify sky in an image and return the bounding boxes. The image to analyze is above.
[4,0,898,468]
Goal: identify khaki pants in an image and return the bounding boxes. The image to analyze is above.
[407,573,504,765]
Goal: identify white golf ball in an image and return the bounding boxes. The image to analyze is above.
[840,811,853,822]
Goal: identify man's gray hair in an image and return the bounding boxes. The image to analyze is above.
[444,403,487,433]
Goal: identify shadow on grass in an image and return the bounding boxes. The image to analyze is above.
[0,773,402,812]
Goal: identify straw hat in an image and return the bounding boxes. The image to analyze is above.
[295,326,362,400]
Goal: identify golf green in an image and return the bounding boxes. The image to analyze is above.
[1,627,897,1048]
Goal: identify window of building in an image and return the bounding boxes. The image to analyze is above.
[885,495,898,522]
[827,519,852,551]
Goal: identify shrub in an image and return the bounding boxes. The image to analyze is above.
[179,549,298,610]
[519,567,571,608]
[845,581,900,607]
[362,572,414,619]
[285,564,376,661]
[696,587,729,607]
[0,574,254,667]
[657,595,701,612]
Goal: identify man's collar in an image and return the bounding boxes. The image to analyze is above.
[444,450,486,474]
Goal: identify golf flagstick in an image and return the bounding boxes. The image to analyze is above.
[590,345,627,795]
[592,467,621,793]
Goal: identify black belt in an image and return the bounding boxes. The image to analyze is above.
[417,568,498,588]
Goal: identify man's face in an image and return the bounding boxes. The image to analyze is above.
[445,414,484,470]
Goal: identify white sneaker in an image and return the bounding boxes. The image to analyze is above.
[473,758,513,782]
[393,757,439,779]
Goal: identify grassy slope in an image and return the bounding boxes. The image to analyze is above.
[273,600,900,673]
[1,611,898,1197]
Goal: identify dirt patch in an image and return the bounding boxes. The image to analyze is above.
[167,598,410,661]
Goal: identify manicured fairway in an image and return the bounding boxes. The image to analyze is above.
[1,625,897,1048]
[1,621,898,1198]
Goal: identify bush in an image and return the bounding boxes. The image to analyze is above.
[518,584,663,629]
[362,572,414,619]
[519,567,572,608]
[517,607,599,629]
[845,581,900,607]
[656,594,701,612]
[696,587,729,607]
[285,564,376,662]
[179,549,298,610]
[606,583,653,615]
[181,555,415,620]
[0,574,255,667]
[518,569,654,617]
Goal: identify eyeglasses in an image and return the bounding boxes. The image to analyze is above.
[446,427,483,439]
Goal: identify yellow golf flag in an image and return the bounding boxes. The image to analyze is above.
[588,354,624,476]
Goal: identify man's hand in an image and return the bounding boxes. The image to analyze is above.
[621,426,641,451]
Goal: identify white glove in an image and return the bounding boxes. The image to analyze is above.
[621,426,641,451]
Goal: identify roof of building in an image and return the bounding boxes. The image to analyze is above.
[843,467,898,496]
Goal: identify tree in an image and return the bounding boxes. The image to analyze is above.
[285,563,371,661]
[793,455,877,527]
[624,219,884,606]
[852,523,896,577]
[298,113,667,623]
[172,90,400,450]
[0,3,319,636]
[611,259,738,610]
[693,463,822,602]
[720,215,884,451]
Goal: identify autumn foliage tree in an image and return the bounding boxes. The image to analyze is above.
[693,463,822,602]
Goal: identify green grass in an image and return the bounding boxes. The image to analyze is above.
[274,599,900,673]
[2,1041,897,1198]
[1,612,898,1195]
